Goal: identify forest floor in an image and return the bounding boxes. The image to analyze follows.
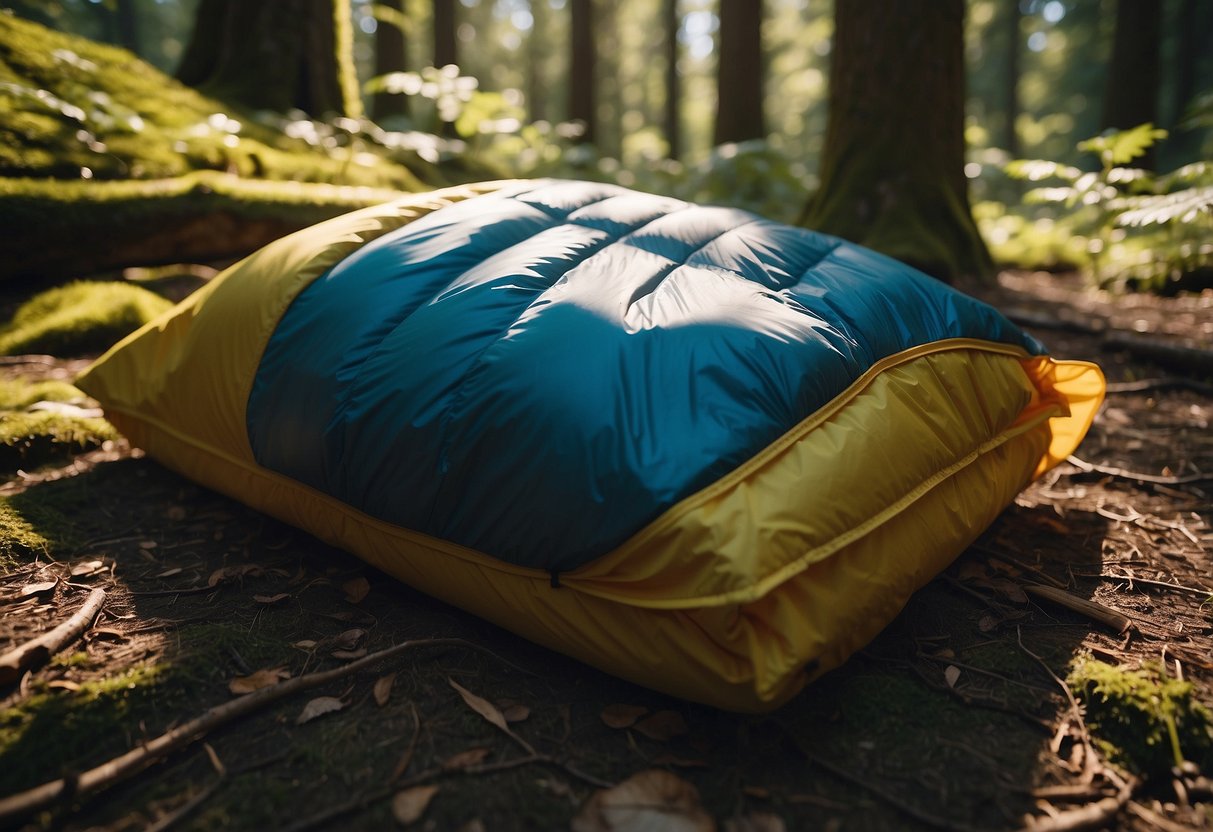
[0,270,1210,831]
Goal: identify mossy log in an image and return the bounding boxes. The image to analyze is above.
[0,173,407,280]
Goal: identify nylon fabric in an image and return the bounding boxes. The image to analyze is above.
[247,179,1047,571]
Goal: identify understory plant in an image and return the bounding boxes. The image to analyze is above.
[1005,123,1213,290]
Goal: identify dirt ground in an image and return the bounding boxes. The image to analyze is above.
[0,270,1210,831]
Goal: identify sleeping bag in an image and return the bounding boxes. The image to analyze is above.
[77,179,1105,712]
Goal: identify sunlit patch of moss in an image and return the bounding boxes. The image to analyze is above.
[0,410,117,472]
[1068,657,1213,779]
[0,378,85,409]
[0,280,171,356]
[0,14,424,189]
[0,499,50,568]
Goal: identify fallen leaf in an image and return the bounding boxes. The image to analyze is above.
[988,578,1029,605]
[208,564,265,587]
[502,703,531,723]
[601,704,648,729]
[296,695,346,725]
[572,770,713,832]
[392,785,439,825]
[944,665,961,688]
[331,648,368,661]
[48,680,81,692]
[70,560,106,576]
[742,785,770,799]
[442,747,490,770]
[724,813,787,832]
[449,678,508,732]
[253,593,290,605]
[139,540,158,550]
[342,577,370,604]
[292,639,318,649]
[229,666,290,695]
[632,710,688,742]
[20,581,56,597]
[373,673,396,707]
[332,628,367,651]
[156,567,183,578]
[166,505,188,521]
[978,614,1000,633]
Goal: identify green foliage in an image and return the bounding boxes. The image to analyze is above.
[1078,123,1169,169]
[1068,658,1213,779]
[0,280,171,356]
[1003,124,1213,289]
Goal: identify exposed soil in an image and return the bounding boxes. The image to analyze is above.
[1,271,1210,831]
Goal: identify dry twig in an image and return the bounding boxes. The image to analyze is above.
[0,588,106,685]
[1024,585,1132,634]
[0,637,478,826]
[1066,455,1213,486]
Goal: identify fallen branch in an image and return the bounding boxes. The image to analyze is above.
[1105,377,1213,397]
[1024,585,1133,633]
[0,588,106,686]
[1065,455,1213,486]
[1102,332,1213,376]
[0,637,477,826]
[1018,775,1132,831]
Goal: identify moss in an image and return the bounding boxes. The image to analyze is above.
[0,378,85,409]
[0,280,171,355]
[0,411,117,472]
[0,14,423,189]
[0,663,171,794]
[0,499,50,568]
[1068,658,1213,779]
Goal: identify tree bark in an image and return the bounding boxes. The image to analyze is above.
[176,0,362,118]
[1001,0,1021,157]
[114,0,139,54]
[1101,0,1161,167]
[663,0,681,160]
[802,0,991,283]
[433,0,457,68]
[526,0,550,122]
[713,0,765,145]
[569,0,597,144]
[373,0,409,120]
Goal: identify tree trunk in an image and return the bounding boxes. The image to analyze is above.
[176,0,362,118]
[1001,0,1021,157]
[433,0,457,68]
[663,0,681,160]
[1101,0,1161,167]
[713,0,764,145]
[802,0,991,283]
[569,0,596,144]
[114,0,139,54]
[373,0,409,121]
[526,0,550,122]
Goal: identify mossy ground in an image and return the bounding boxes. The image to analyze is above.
[0,13,423,190]
[0,281,171,356]
[1069,658,1213,779]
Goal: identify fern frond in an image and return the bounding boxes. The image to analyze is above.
[1005,159,1081,182]
[1115,185,1213,227]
